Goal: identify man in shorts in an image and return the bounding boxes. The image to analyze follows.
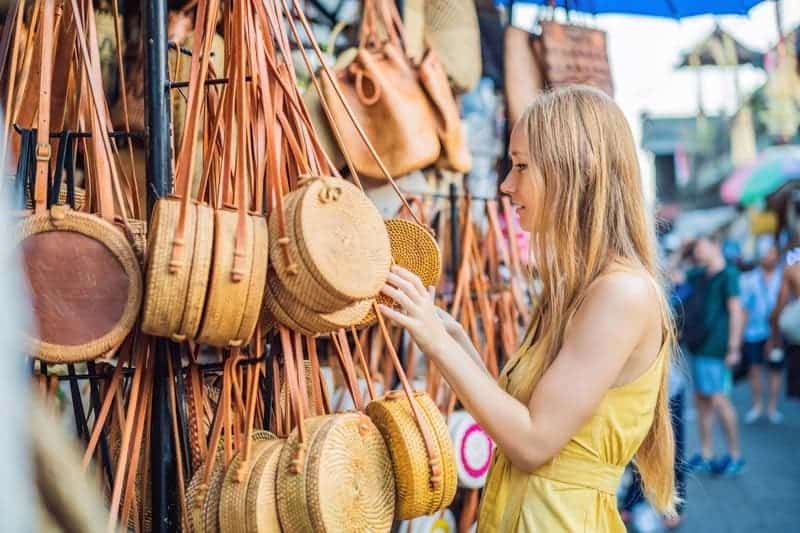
[683,235,745,476]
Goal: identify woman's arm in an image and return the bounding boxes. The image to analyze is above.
[433,308,488,374]
[380,266,652,473]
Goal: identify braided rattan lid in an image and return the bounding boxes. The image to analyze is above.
[293,177,391,302]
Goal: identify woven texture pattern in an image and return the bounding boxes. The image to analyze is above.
[245,439,284,533]
[219,431,276,533]
[360,218,441,326]
[270,178,390,313]
[277,413,395,532]
[196,210,267,347]
[179,203,215,340]
[423,0,481,92]
[141,199,196,338]
[18,208,142,362]
[366,392,456,520]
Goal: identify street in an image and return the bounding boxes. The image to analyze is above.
[680,379,800,532]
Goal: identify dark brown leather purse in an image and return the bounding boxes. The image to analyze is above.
[16,0,142,363]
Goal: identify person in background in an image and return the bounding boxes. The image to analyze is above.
[740,236,784,424]
[682,235,745,476]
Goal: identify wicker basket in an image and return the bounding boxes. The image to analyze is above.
[360,218,442,325]
[17,207,142,362]
[275,413,395,532]
[218,431,279,533]
[269,177,391,313]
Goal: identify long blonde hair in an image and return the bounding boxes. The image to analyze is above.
[521,86,676,513]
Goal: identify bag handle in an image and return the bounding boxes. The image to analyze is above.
[374,303,443,489]
[169,0,219,271]
[278,326,308,475]
[330,329,364,411]
[32,0,55,215]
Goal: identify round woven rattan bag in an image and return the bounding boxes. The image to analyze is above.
[18,206,142,362]
[276,413,395,532]
[269,177,391,313]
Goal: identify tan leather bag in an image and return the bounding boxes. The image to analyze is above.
[320,0,441,179]
[504,25,546,128]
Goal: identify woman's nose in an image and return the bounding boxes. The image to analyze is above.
[499,172,515,195]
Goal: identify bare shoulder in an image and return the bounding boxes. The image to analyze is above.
[581,268,658,318]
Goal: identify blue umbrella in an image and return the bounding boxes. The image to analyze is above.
[497,1,766,19]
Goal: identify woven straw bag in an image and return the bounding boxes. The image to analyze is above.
[269,176,391,313]
[365,308,457,520]
[360,217,442,326]
[218,431,279,533]
[274,327,395,532]
[403,0,481,93]
[141,0,219,342]
[17,2,141,363]
[194,1,270,347]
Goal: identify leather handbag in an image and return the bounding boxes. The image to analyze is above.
[320,0,441,179]
[275,327,395,533]
[503,25,546,128]
[539,20,614,96]
[16,0,142,363]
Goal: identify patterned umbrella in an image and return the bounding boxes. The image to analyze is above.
[721,145,800,206]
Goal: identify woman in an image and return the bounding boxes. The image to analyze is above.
[379,86,676,531]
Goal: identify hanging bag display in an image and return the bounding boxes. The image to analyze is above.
[16,0,142,363]
[366,307,457,520]
[195,0,268,348]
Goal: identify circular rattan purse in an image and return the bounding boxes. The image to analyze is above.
[365,308,457,520]
[274,327,395,533]
[141,0,218,342]
[17,2,141,363]
[269,176,391,313]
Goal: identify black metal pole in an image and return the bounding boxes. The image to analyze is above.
[449,181,460,283]
[143,0,178,531]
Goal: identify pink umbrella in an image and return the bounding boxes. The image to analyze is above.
[720,160,757,204]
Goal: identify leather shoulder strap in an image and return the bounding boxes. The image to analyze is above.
[34,0,56,214]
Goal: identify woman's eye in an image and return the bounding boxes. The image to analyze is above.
[515,163,528,171]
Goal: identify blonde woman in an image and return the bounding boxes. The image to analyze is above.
[379,86,676,532]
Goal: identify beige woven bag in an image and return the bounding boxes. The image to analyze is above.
[194,0,267,348]
[365,306,457,520]
[269,176,391,313]
[274,327,395,532]
[141,0,218,341]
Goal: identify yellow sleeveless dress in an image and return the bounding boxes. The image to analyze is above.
[477,332,668,532]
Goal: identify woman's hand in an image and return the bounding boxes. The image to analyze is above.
[378,266,450,357]
[434,307,465,339]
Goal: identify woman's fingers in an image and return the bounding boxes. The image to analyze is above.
[391,266,429,298]
[380,284,416,312]
[387,272,423,303]
[378,304,412,328]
